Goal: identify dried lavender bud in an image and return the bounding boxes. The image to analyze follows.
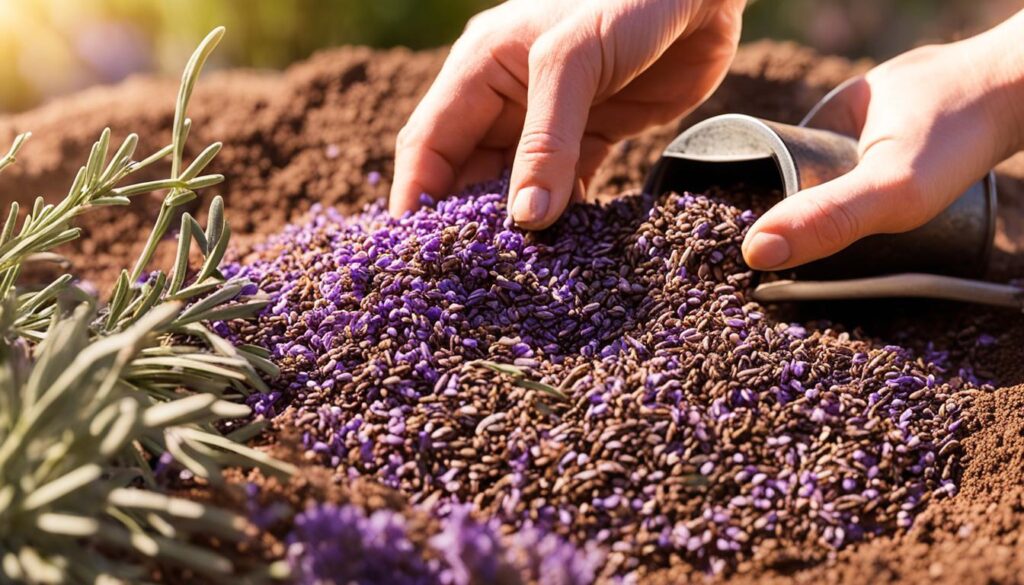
[229,178,985,580]
[429,504,513,585]
[507,522,605,585]
[287,502,598,585]
[287,504,433,585]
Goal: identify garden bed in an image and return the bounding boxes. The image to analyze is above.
[2,40,1024,584]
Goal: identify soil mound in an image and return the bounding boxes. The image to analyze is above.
[1,40,1023,584]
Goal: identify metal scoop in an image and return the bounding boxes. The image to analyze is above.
[643,78,1020,308]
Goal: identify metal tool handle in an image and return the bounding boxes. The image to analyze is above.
[753,273,1024,309]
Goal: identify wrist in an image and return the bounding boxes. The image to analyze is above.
[976,10,1024,159]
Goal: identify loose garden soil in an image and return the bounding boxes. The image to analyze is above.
[2,40,1023,584]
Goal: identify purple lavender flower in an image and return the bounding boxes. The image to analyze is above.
[508,523,604,585]
[429,505,513,585]
[287,504,434,585]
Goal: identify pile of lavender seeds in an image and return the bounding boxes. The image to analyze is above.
[224,181,983,581]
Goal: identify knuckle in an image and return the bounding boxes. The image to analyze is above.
[528,34,560,67]
[876,44,943,79]
[463,7,496,32]
[905,43,944,62]
[808,196,861,252]
[892,171,926,205]
[528,30,598,89]
[453,16,497,55]
[516,128,578,163]
[395,124,416,150]
[451,31,483,56]
[886,172,933,229]
[529,27,589,69]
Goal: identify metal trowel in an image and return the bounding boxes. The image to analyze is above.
[643,78,1022,309]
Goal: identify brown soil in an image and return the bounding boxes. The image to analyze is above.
[2,39,1023,584]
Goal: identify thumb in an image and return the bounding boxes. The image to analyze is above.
[742,157,929,270]
[508,27,599,229]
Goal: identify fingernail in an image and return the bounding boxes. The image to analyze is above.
[745,232,791,269]
[511,187,549,225]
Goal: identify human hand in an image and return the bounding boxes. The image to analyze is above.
[742,10,1024,271]
[390,0,744,229]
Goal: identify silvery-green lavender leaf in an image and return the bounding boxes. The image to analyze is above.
[98,399,140,457]
[16,275,72,316]
[0,202,19,246]
[205,195,225,249]
[141,393,249,428]
[182,143,222,183]
[196,222,230,282]
[177,428,297,479]
[474,359,526,377]
[0,133,29,176]
[107,488,248,539]
[22,463,103,511]
[168,215,193,296]
[165,277,224,301]
[97,528,234,577]
[36,513,101,537]
[174,282,245,324]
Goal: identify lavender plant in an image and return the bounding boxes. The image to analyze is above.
[0,26,294,582]
[0,304,254,581]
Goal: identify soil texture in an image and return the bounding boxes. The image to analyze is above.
[2,39,1023,584]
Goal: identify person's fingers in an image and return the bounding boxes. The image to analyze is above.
[451,100,524,190]
[507,19,600,229]
[390,26,526,217]
[742,150,936,271]
[479,100,527,149]
[593,18,739,118]
[453,147,512,192]
[573,133,615,203]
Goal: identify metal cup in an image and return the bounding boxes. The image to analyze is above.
[643,112,996,279]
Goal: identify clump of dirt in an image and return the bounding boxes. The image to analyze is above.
[1,39,1023,584]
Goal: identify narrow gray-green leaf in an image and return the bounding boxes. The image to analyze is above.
[174,282,242,324]
[172,27,225,178]
[1,202,19,245]
[205,195,224,250]
[178,428,296,479]
[0,132,30,175]
[142,393,241,428]
[108,488,248,538]
[185,214,209,255]
[89,196,132,207]
[23,463,103,510]
[99,528,234,576]
[99,399,140,457]
[180,142,222,182]
[168,214,193,295]
[36,513,101,537]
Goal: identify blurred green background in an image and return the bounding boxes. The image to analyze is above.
[0,0,1018,112]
